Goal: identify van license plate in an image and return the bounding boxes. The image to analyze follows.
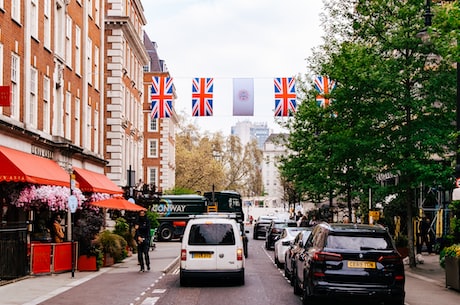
[192,252,212,259]
[348,261,376,268]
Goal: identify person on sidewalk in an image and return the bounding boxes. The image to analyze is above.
[51,214,65,243]
[134,210,151,272]
[417,217,433,254]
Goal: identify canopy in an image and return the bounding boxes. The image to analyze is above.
[0,145,70,186]
[73,167,123,194]
[91,197,146,211]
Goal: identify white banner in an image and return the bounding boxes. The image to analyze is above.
[233,78,254,116]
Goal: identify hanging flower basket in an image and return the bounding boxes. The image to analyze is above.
[10,185,85,211]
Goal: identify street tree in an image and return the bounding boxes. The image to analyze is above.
[281,0,457,268]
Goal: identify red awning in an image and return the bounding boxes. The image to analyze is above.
[91,197,146,211]
[73,167,123,194]
[0,145,70,186]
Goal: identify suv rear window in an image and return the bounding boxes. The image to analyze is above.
[188,223,236,245]
[326,234,392,250]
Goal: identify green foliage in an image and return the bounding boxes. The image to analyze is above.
[94,230,127,263]
[146,210,159,229]
[113,217,134,249]
[440,244,460,268]
[73,209,104,256]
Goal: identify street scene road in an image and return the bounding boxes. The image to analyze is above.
[1,225,460,305]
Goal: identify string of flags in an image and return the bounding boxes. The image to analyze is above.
[150,75,336,119]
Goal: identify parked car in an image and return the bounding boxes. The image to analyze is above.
[274,226,310,268]
[292,222,405,305]
[265,219,297,250]
[284,229,312,284]
[179,215,245,286]
[253,215,278,240]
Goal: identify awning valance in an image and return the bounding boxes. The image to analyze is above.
[0,146,70,187]
[91,197,146,211]
[73,167,123,194]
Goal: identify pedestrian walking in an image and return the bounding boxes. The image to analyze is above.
[135,210,151,272]
[417,217,433,254]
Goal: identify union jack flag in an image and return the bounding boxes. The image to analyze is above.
[274,77,297,117]
[192,78,214,116]
[314,75,336,108]
[151,76,174,119]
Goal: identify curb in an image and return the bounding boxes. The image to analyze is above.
[404,270,445,288]
[163,256,180,274]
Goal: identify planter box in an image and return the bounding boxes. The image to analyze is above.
[103,253,114,267]
[445,256,460,291]
[77,255,98,271]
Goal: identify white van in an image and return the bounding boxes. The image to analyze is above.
[180,215,245,286]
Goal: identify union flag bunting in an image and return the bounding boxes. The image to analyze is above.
[314,75,336,108]
[192,78,214,116]
[151,76,174,118]
[274,77,297,117]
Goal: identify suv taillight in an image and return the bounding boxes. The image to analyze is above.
[378,255,403,264]
[313,251,343,261]
[181,249,187,261]
[237,248,243,261]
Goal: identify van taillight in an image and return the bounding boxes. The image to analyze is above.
[237,248,243,261]
[313,251,342,261]
[181,249,187,261]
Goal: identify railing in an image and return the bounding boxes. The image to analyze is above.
[0,226,28,280]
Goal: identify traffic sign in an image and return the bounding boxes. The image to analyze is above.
[68,195,78,213]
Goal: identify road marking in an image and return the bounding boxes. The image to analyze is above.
[152,289,166,294]
[140,297,159,305]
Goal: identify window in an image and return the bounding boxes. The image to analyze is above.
[11,53,20,119]
[87,38,92,85]
[30,67,38,127]
[74,98,80,145]
[94,110,99,154]
[0,0,4,10]
[55,2,65,58]
[65,91,71,139]
[147,139,158,158]
[147,167,157,187]
[94,46,99,89]
[148,111,158,131]
[94,0,100,26]
[75,26,81,75]
[43,76,50,132]
[44,0,51,49]
[30,0,38,38]
[188,224,235,245]
[85,103,92,149]
[11,0,21,23]
[65,16,72,68]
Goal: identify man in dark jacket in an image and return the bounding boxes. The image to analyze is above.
[135,210,151,272]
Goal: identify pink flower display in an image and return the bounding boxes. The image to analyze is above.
[12,185,86,212]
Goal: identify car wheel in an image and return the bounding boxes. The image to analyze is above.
[158,224,174,241]
[302,277,317,305]
[179,275,188,287]
[386,297,405,305]
[293,274,302,295]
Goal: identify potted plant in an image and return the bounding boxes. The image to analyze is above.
[94,230,128,266]
[73,209,104,271]
[440,244,460,291]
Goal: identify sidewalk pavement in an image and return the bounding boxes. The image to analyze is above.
[0,251,453,304]
[404,253,447,288]
[0,252,180,305]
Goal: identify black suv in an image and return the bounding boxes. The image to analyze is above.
[253,216,277,240]
[293,223,405,305]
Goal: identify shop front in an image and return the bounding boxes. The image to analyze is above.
[0,146,128,280]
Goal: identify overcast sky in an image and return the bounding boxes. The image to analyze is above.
[142,0,324,134]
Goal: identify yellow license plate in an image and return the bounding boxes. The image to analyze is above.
[192,252,212,259]
[348,261,376,269]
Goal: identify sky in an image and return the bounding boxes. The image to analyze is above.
[142,0,325,135]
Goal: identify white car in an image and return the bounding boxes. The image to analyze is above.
[274,227,310,268]
[180,215,245,286]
